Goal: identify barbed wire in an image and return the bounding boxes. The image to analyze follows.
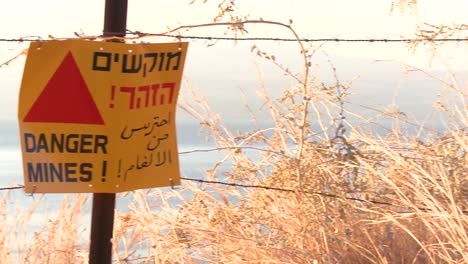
[0,33,467,44]
[180,178,467,215]
[0,178,402,208]
[136,33,468,43]
[1,177,466,215]
[179,146,289,157]
[179,177,397,206]
[0,185,24,191]
[2,32,466,68]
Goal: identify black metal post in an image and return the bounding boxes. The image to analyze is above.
[89,1,127,263]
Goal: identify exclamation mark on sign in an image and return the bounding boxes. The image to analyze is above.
[101,160,108,182]
[109,85,116,108]
[117,160,121,178]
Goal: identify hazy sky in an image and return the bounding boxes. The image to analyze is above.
[0,0,467,121]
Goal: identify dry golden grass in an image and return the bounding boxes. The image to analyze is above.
[1,194,89,263]
[112,50,468,263]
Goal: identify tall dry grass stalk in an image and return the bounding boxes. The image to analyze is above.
[1,194,88,263]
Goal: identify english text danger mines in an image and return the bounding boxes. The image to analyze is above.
[23,133,108,183]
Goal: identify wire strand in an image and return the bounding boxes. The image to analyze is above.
[0,34,467,43]
[181,177,399,207]
[2,178,466,215]
[0,185,24,191]
[141,34,468,43]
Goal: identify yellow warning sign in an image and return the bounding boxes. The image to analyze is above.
[18,40,188,193]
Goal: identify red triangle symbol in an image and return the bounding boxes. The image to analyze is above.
[24,52,104,125]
